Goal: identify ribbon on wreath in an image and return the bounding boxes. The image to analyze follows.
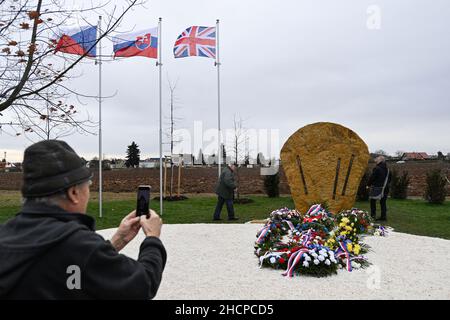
[335,240,352,272]
[259,251,287,268]
[301,229,313,246]
[256,225,271,244]
[307,204,322,216]
[282,248,309,277]
[283,219,295,231]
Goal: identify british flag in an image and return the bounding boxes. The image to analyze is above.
[173,26,216,59]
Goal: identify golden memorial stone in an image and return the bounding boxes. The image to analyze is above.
[280,122,370,214]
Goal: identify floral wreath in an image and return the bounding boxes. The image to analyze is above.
[254,204,389,277]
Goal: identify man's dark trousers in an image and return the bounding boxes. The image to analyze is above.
[213,196,235,219]
[370,193,388,220]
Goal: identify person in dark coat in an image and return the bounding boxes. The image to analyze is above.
[0,140,167,299]
[367,156,392,221]
[213,164,239,221]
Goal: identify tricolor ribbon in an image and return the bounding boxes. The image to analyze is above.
[307,204,322,216]
[256,225,270,244]
[301,229,312,246]
[284,220,295,231]
[282,248,309,277]
[336,240,352,272]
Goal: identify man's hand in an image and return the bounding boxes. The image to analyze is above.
[111,211,141,252]
[140,209,163,238]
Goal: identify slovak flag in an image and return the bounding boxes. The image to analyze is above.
[112,28,158,58]
[55,25,97,57]
[173,26,216,59]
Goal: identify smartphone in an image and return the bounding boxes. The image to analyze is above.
[136,185,151,218]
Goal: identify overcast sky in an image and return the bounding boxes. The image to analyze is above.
[2,0,450,162]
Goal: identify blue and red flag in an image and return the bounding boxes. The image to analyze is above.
[112,28,158,58]
[173,26,216,59]
[55,25,97,57]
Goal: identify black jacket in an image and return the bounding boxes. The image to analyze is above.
[215,166,237,200]
[368,162,392,194]
[0,201,167,300]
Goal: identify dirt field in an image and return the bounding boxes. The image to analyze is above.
[1,161,449,196]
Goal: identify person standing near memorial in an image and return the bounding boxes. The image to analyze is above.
[367,156,392,221]
[213,164,239,221]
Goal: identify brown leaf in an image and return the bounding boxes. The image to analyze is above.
[16,50,25,57]
[1,47,11,54]
[27,11,40,19]
[27,44,36,54]
[20,22,30,30]
[8,41,18,46]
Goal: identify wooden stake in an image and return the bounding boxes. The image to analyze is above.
[177,163,182,197]
[164,158,167,198]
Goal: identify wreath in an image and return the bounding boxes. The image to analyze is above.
[254,204,388,277]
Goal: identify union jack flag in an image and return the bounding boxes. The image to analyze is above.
[173,26,216,59]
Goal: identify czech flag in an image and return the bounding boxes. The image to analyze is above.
[55,25,97,57]
[112,27,158,59]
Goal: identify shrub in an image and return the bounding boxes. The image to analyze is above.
[424,170,447,204]
[390,169,410,199]
[356,170,370,201]
[263,173,280,198]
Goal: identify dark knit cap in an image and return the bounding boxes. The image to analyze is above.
[21,140,92,198]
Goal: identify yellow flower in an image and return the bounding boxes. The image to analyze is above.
[347,243,353,251]
[354,244,361,255]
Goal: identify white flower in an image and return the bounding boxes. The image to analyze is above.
[328,251,335,258]
[311,252,318,258]
[318,255,325,262]
[269,257,276,264]
[351,261,361,269]
[330,257,337,263]
[313,259,320,265]
[304,255,311,262]
[325,259,331,266]
[338,264,343,269]
[302,261,309,268]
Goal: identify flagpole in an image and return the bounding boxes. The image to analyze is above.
[215,19,221,179]
[98,15,103,218]
[158,17,163,216]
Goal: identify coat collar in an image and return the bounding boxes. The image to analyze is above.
[19,201,96,231]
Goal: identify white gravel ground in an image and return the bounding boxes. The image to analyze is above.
[97,224,450,300]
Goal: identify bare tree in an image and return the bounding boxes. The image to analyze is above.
[0,0,143,138]
[230,114,249,201]
[164,75,184,198]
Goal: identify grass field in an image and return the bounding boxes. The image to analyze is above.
[1,191,449,239]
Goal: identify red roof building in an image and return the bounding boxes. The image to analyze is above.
[401,152,430,160]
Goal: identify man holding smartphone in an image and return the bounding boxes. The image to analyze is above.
[0,140,166,299]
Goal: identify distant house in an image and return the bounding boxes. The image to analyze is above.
[3,162,22,172]
[401,152,430,161]
[110,159,126,169]
[139,158,160,168]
